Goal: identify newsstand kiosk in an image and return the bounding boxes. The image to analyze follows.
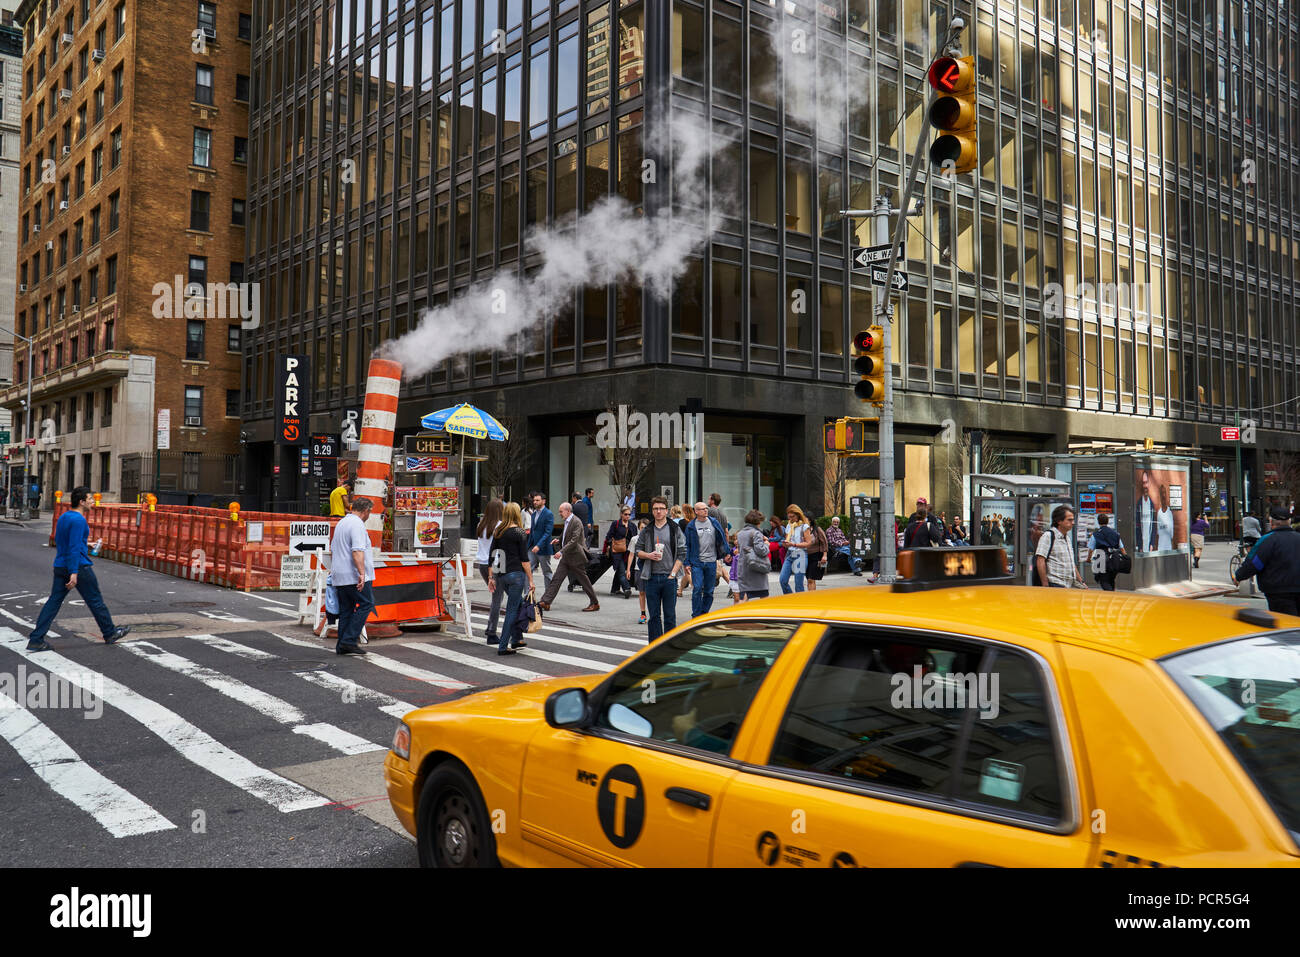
[970,473,1073,585]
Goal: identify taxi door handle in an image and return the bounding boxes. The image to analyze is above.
[665,787,711,810]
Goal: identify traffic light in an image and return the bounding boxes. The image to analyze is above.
[927,55,977,175]
[853,326,886,402]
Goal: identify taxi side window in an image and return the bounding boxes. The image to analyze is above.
[955,650,1062,819]
[593,621,796,756]
[767,629,1064,823]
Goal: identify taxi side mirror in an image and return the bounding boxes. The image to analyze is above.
[544,688,589,729]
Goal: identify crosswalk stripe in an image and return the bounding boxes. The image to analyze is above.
[270,633,471,691]
[0,689,176,838]
[0,629,328,813]
[125,641,305,723]
[292,723,385,754]
[187,635,416,720]
[468,611,645,647]
[125,640,386,756]
[402,642,547,682]
[488,628,630,660]
[450,631,612,672]
[0,606,59,638]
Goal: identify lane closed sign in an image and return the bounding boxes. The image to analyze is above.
[289,521,331,553]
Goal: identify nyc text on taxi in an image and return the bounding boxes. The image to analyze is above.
[385,548,1300,867]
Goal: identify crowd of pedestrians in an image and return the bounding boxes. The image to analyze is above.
[471,488,872,644]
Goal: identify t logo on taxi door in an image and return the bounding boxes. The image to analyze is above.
[596,764,645,849]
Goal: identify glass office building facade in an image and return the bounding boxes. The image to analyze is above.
[244,0,1300,522]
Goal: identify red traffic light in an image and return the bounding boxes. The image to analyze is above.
[928,56,972,94]
[853,329,877,352]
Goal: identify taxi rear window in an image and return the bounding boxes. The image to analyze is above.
[1160,631,1300,838]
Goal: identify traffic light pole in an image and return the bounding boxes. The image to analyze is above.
[871,193,899,582]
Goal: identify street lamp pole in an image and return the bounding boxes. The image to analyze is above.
[0,326,34,519]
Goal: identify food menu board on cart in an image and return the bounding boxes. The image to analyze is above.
[395,485,460,513]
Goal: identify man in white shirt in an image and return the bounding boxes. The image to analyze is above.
[1035,505,1087,588]
[330,497,376,655]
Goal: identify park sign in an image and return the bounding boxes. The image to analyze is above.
[275,354,311,445]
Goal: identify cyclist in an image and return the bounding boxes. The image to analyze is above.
[1241,511,1263,556]
[1232,506,1300,615]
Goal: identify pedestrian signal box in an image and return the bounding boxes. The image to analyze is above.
[825,420,867,454]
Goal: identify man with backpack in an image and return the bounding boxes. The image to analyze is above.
[634,496,687,642]
[684,501,733,617]
[1085,512,1128,591]
[1035,505,1087,588]
[903,498,945,548]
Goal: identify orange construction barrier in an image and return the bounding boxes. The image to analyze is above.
[370,553,450,625]
[50,503,342,591]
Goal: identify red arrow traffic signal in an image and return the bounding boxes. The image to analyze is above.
[929,58,963,92]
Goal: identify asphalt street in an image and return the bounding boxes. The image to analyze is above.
[0,518,650,867]
[0,515,1263,868]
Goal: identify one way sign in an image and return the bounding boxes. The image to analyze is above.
[871,267,909,291]
[851,243,905,269]
[289,521,332,553]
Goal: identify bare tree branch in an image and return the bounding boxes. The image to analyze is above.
[480,415,531,500]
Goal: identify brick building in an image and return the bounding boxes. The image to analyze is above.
[2,0,251,506]
[0,9,23,455]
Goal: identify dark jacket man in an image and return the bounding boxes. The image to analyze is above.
[527,501,555,556]
[1233,506,1300,615]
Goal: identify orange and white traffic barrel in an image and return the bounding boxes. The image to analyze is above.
[356,357,402,549]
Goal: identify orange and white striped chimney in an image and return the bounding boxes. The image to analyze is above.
[356,358,402,548]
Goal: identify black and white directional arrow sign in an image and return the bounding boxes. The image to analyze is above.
[289,521,332,553]
[870,267,909,291]
[851,242,906,269]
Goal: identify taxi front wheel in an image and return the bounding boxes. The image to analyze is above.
[416,762,500,868]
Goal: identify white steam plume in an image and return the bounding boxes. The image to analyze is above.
[381,111,721,379]
[381,10,853,379]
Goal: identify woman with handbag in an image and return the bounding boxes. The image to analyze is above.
[804,514,829,590]
[604,505,636,598]
[779,505,812,594]
[475,499,506,644]
[486,502,534,656]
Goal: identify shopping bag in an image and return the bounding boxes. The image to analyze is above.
[517,589,544,634]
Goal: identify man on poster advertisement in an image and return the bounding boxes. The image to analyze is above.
[1135,467,1188,553]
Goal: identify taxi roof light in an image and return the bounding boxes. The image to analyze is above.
[892,546,1014,592]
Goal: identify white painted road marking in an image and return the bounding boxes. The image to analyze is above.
[0,629,327,813]
[403,642,547,682]
[0,606,59,638]
[124,640,385,756]
[270,633,471,691]
[0,688,176,838]
[187,634,420,722]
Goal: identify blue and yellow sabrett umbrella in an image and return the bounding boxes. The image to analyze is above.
[420,403,510,441]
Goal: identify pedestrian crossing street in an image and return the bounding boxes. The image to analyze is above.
[0,606,645,847]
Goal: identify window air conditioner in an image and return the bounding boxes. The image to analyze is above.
[59,89,72,100]
[71,304,79,312]
[32,223,40,233]
[185,416,202,426]
[45,240,53,250]
[61,33,74,45]
[18,283,26,292]
[59,200,68,210]
[200,26,216,41]
[91,49,104,62]
[61,145,70,156]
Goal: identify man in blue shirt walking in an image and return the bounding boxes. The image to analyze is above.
[27,486,131,651]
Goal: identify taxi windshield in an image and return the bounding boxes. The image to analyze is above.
[1160,631,1300,839]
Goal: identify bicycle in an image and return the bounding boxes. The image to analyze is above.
[1229,539,1259,593]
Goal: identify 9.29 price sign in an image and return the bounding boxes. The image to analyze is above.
[310,433,339,478]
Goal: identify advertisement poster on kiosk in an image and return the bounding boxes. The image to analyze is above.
[1133,464,1189,555]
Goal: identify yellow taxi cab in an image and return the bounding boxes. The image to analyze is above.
[383,547,1300,867]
